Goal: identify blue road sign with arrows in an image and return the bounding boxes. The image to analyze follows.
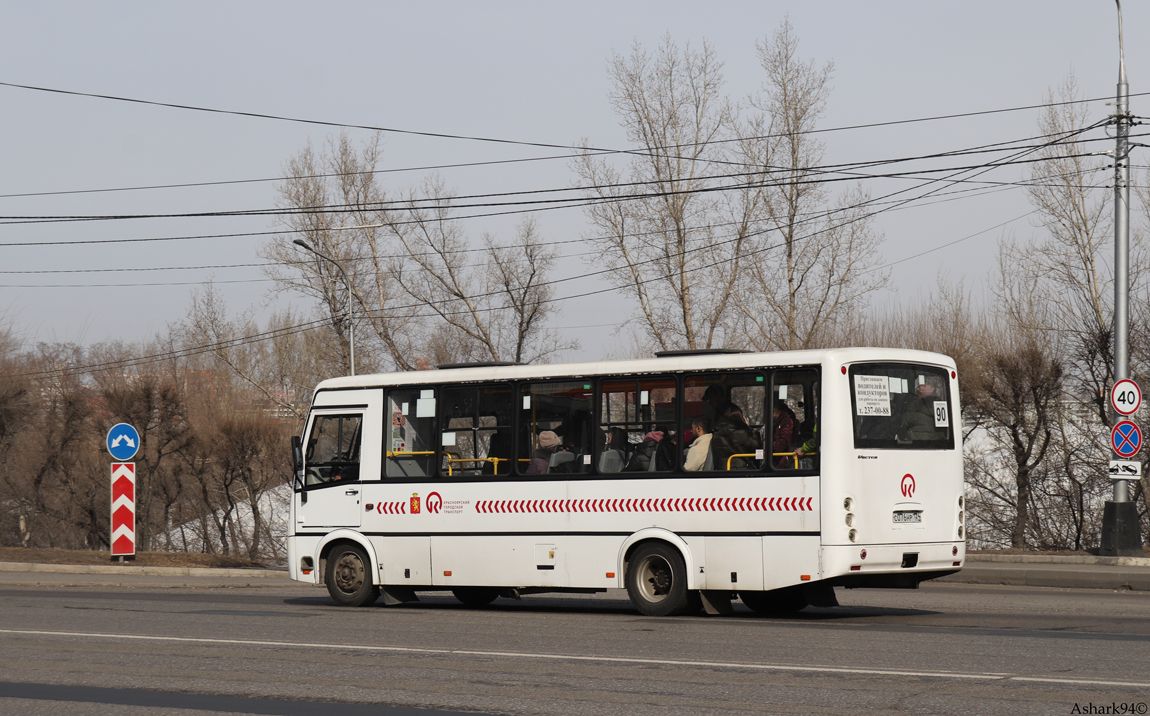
[106,423,140,461]
[1111,420,1142,458]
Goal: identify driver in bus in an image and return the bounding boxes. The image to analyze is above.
[903,376,945,441]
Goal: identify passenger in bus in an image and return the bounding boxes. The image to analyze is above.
[711,403,761,470]
[701,384,728,424]
[771,399,797,468]
[903,377,945,441]
[795,424,817,458]
[683,417,713,471]
[525,430,561,474]
[625,430,673,472]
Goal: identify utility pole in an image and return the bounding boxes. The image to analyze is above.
[1100,0,1141,556]
[294,238,356,377]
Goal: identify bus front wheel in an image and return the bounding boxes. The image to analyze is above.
[739,586,808,614]
[626,542,699,616]
[325,544,379,607]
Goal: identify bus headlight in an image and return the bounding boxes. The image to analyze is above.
[845,513,854,526]
[957,525,964,539]
[848,529,858,543]
[844,497,854,511]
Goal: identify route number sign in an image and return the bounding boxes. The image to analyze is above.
[1112,379,1142,416]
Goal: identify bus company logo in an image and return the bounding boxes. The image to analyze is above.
[426,492,443,514]
[410,493,420,514]
[900,474,916,499]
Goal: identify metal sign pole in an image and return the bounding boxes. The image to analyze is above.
[1101,0,1142,556]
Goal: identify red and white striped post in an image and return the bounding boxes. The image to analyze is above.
[110,463,136,558]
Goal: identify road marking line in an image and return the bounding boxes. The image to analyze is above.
[2,628,1148,689]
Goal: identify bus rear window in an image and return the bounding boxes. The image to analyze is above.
[849,363,954,450]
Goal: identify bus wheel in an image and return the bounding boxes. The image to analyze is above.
[452,587,499,606]
[325,544,379,607]
[739,586,807,614]
[626,543,695,616]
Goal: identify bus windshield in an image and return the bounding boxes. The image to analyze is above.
[849,363,954,450]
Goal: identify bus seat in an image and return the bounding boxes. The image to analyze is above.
[549,451,576,471]
[599,449,625,473]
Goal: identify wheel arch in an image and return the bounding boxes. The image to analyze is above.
[618,528,700,590]
[316,530,379,586]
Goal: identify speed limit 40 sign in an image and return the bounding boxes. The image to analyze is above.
[1112,379,1142,416]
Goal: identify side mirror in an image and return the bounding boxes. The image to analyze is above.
[291,436,304,489]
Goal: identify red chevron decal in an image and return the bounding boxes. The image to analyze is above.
[466,494,812,515]
[112,476,134,503]
[112,504,133,529]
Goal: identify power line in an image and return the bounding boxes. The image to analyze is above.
[0,116,1117,205]
[12,118,1107,374]
[2,130,1113,285]
[2,79,1142,159]
[0,145,1115,227]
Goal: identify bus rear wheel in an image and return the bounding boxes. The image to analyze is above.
[739,586,808,614]
[626,543,699,616]
[452,587,500,606]
[325,544,379,607]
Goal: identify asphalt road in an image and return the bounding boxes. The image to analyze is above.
[0,582,1148,715]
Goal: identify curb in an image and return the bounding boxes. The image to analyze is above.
[936,561,1150,591]
[968,554,1150,568]
[0,562,287,578]
[1,556,1147,592]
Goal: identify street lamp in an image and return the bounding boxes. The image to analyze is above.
[1101,0,1140,555]
[293,239,355,376]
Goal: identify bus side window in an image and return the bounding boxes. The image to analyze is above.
[440,385,513,478]
[684,373,764,471]
[304,414,362,485]
[770,369,819,471]
[519,381,593,476]
[385,388,436,479]
[601,377,677,473]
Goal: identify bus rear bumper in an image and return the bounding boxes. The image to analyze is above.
[822,541,964,589]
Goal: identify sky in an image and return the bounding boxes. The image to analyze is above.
[0,1,1145,362]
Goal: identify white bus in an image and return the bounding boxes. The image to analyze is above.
[287,347,965,616]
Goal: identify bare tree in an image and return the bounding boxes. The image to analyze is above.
[736,19,887,350]
[263,133,416,373]
[93,367,190,551]
[267,134,573,369]
[573,35,742,351]
[575,23,886,354]
[967,331,1063,549]
[386,188,574,363]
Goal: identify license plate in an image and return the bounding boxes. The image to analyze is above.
[893,510,922,524]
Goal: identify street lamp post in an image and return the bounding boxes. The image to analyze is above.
[1100,0,1141,556]
[293,239,355,376]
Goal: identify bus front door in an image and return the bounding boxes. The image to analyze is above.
[298,482,362,529]
[297,412,364,529]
